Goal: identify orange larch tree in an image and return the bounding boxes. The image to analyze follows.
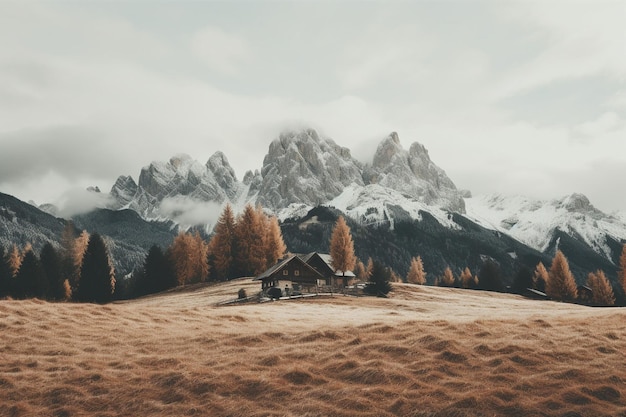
[586,270,615,306]
[168,231,209,286]
[329,216,356,285]
[234,204,267,277]
[438,266,455,287]
[546,250,578,302]
[209,204,237,281]
[407,256,426,285]
[264,215,287,269]
[459,267,476,289]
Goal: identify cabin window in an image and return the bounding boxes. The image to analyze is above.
[283,270,288,276]
[294,270,300,276]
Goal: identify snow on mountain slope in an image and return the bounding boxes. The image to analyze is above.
[329,184,459,229]
[277,184,460,230]
[465,193,626,260]
[364,133,466,213]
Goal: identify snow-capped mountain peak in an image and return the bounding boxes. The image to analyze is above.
[465,193,626,261]
[364,132,465,213]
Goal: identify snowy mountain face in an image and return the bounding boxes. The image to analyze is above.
[363,132,465,213]
[257,129,364,209]
[325,184,459,230]
[108,128,463,230]
[109,152,245,220]
[465,193,626,262]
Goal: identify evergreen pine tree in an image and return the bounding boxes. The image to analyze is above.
[209,204,237,280]
[142,245,176,295]
[0,246,15,298]
[364,260,392,297]
[546,250,578,302]
[478,260,504,292]
[329,216,356,286]
[76,233,115,303]
[15,250,47,299]
[619,244,626,298]
[512,266,533,294]
[40,243,68,301]
[586,270,615,306]
[407,256,426,285]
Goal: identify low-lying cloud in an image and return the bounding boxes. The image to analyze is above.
[159,196,222,230]
[57,187,114,218]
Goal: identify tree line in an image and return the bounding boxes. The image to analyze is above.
[0,203,288,303]
[401,247,626,307]
[2,200,625,307]
[0,226,115,303]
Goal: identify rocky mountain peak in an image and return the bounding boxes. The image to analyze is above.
[365,133,465,213]
[561,193,592,212]
[372,132,404,169]
[257,128,364,209]
[109,175,138,209]
[108,153,244,219]
[557,193,605,220]
[169,153,193,169]
[107,127,468,223]
[206,151,238,199]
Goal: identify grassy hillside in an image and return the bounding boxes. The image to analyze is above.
[1,281,625,416]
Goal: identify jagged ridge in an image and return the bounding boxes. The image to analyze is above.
[108,128,465,224]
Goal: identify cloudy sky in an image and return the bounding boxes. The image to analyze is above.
[0,0,625,214]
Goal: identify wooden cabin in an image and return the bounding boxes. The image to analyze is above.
[298,253,334,284]
[255,255,326,296]
[255,252,358,295]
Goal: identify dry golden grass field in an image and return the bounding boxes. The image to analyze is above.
[1,279,625,417]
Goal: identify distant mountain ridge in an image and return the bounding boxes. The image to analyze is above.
[108,128,466,222]
[0,192,177,277]
[466,193,626,262]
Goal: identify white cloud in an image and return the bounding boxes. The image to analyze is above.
[190,26,250,75]
[491,1,626,101]
[572,112,623,141]
[57,187,114,218]
[159,196,222,229]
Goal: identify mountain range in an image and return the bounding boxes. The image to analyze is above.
[2,128,625,291]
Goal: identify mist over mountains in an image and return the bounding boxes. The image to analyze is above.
[2,128,625,288]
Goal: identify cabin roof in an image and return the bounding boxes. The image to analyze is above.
[297,252,354,277]
[254,255,324,281]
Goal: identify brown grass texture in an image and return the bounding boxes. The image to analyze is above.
[1,280,625,417]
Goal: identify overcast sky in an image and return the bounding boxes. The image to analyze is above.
[0,0,625,213]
